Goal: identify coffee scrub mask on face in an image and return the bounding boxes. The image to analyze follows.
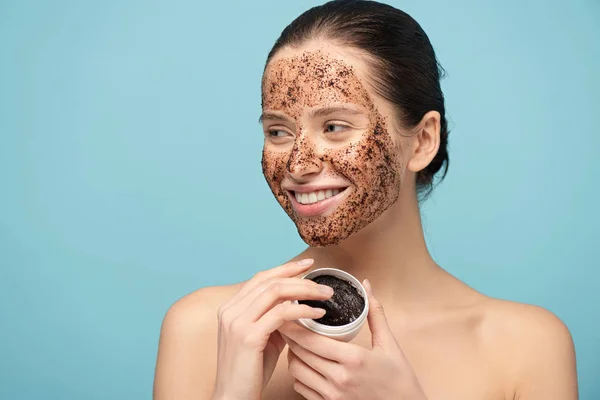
[261,50,404,247]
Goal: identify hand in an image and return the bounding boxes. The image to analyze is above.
[278,279,427,400]
[211,259,335,400]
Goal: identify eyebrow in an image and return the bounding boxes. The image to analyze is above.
[258,106,365,123]
[258,111,291,124]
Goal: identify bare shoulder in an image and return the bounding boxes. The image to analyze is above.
[480,298,575,356]
[479,298,578,399]
[162,283,242,333]
[153,283,243,400]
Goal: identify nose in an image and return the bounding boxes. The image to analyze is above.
[286,133,323,180]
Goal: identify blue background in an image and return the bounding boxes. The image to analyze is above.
[1,0,598,398]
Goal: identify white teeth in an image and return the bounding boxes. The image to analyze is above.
[294,188,344,205]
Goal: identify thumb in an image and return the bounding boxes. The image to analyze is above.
[363,279,394,349]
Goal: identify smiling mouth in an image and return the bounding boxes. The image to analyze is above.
[290,187,349,205]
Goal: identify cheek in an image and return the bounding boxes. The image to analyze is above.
[370,121,404,170]
[326,143,367,177]
[326,126,401,181]
[262,149,287,187]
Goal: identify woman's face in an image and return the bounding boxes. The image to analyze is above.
[260,44,407,247]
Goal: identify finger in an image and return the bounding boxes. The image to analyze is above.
[255,301,327,335]
[222,276,324,323]
[288,347,331,397]
[241,281,333,323]
[289,349,323,399]
[293,380,323,400]
[240,258,314,296]
[278,321,351,363]
[283,334,341,380]
[363,278,395,349]
[223,259,315,309]
[233,304,325,358]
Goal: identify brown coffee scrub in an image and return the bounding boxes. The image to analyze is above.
[298,275,365,326]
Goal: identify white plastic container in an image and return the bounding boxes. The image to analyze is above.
[293,268,369,342]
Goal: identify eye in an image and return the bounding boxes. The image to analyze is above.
[268,129,289,137]
[325,124,347,133]
[266,128,293,143]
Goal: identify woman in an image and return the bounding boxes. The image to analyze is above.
[153,1,578,399]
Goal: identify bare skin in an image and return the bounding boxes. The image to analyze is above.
[153,41,578,400]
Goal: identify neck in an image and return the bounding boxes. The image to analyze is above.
[303,190,441,306]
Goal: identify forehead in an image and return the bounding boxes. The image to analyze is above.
[262,46,375,112]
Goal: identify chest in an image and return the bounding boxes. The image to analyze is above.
[262,324,512,400]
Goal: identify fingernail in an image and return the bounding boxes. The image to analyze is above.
[363,279,373,295]
[297,258,314,267]
[313,307,327,315]
[318,284,334,295]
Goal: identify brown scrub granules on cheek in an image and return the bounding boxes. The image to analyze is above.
[261,50,404,247]
[261,149,291,211]
[298,275,365,326]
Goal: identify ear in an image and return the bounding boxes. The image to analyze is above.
[407,111,441,174]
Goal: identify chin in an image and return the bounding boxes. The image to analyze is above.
[296,227,352,247]
[301,235,343,247]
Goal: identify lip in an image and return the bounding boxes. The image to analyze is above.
[286,186,350,217]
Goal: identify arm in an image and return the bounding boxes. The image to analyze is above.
[153,288,220,400]
[152,260,329,400]
[514,306,578,399]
